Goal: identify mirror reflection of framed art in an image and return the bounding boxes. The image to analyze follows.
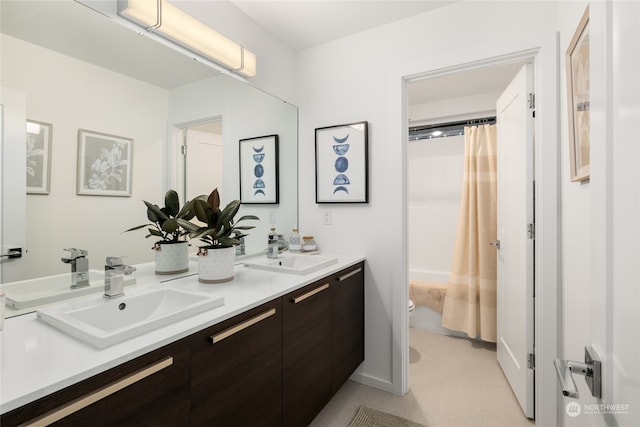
[77,129,133,197]
[239,134,279,204]
[26,119,53,195]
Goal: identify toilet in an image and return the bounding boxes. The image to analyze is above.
[408,299,415,316]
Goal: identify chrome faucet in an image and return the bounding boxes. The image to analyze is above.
[61,248,90,289]
[104,256,136,299]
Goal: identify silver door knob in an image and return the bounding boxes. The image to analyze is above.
[554,346,602,399]
[489,240,501,249]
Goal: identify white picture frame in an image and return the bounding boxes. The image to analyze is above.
[77,129,133,197]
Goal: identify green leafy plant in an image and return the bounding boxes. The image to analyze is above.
[178,188,259,248]
[125,189,196,243]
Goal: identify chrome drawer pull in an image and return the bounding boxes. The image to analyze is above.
[21,357,174,427]
[292,283,329,304]
[210,308,276,344]
[338,267,362,282]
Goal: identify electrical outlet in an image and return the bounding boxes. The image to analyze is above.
[268,209,277,224]
[322,209,332,225]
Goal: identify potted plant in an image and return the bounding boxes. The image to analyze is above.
[178,188,258,283]
[125,189,195,275]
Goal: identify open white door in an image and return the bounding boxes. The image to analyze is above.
[495,64,535,418]
[0,87,27,283]
[184,127,223,200]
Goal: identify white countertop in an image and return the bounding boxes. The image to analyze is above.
[0,253,364,414]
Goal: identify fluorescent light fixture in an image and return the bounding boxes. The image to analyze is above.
[117,0,256,77]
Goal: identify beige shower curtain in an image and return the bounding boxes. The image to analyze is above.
[441,124,497,343]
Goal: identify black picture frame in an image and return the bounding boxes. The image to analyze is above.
[315,121,368,203]
[239,134,279,204]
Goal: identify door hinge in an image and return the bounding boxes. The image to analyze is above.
[528,223,535,240]
[528,93,535,109]
[180,145,187,156]
[528,353,535,370]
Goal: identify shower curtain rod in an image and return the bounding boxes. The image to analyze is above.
[408,115,496,141]
[409,116,496,133]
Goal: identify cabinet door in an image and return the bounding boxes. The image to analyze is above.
[331,262,365,393]
[282,279,333,427]
[190,298,282,427]
[1,339,191,427]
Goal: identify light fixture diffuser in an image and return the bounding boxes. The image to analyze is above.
[117,0,256,77]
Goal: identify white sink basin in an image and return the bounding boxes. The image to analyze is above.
[244,254,338,275]
[1,271,135,310]
[37,288,224,348]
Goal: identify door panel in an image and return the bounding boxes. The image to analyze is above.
[185,128,223,200]
[496,63,535,418]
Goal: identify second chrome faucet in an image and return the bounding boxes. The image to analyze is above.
[104,256,136,299]
[61,248,90,289]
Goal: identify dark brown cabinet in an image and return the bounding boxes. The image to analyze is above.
[1,262,365,427]
[282,279,333,427]
[190,298,283,426]
[1,338,191,427]
[331,262,365,393]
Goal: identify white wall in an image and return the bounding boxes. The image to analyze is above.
[297,0,559,395]
[557,2,594,425]
[407,93,499,280]
[407,134,464,279]
[1,35,168,278]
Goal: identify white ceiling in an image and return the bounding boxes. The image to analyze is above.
[229,0,458,52]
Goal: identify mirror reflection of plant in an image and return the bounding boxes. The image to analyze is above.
[125,190,196,243]
[89,141,128,190]
[178,188,259,249]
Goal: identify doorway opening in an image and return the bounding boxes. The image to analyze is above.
[395,34,559,426]
[171,117,223,204]
[405,60,534,421]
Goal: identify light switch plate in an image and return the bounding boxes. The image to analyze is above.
[322,209,332,225]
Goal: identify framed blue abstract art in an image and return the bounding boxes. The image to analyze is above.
[239,134,279,204]
[315,121,368,203]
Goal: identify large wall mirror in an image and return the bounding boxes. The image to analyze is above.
[0,1,298,310]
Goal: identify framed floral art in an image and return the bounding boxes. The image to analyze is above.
[566,6,590,182]
[26,119,53,195]
[76,129,133,196]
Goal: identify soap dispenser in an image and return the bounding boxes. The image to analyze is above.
[289,226,301,252]
[267,227,279,258]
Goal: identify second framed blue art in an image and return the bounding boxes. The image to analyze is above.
[315,121,368,203]
[239,134,279,204]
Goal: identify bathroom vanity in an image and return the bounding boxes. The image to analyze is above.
[0,255,365,426]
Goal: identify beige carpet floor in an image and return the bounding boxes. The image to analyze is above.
[310,328,536,427]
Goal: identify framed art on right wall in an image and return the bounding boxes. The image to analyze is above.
[315,121,368,203]
[566,5,590,182]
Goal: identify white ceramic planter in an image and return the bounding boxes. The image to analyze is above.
[153,241,189,275]
[197,246,235,283]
